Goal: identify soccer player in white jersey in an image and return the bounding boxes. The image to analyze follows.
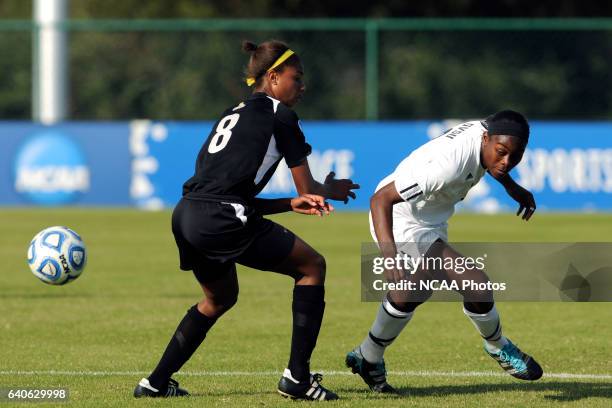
[346,110,542,393]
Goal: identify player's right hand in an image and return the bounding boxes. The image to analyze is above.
[290,194,333,217]
[384,267,407,285]
[324,171,360,204]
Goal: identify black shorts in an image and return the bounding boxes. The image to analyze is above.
[172,197,296,282]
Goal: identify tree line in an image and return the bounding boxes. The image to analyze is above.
[1,1,611,120]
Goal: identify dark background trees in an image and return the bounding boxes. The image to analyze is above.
[1,0,611,120]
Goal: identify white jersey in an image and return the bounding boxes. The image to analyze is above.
[375,121,487,230]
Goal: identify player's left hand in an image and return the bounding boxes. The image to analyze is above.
[324,171,360,204]
[290,194,334,217]
[506,183,536,221]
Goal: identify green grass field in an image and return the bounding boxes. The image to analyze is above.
[1,210,611,407]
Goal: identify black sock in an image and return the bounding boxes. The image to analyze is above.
[148,305,217,390]
[287,285,325,382]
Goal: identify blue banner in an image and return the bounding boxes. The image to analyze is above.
[1,122,130,206]
[1,121,611,211]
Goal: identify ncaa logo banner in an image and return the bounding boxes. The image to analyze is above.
[1,121,611,211]
[13,130,89,205]
[0,123,131,206]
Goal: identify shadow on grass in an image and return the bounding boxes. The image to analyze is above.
[0,293,93,299]
[188,391,272,398]
[163,382,612,402]
[338,382,611,402]
[0,292,196,299]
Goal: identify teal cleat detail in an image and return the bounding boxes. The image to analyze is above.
[486,340,543,381]
[345,348,396,393]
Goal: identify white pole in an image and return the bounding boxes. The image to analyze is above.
[33,0,68,124]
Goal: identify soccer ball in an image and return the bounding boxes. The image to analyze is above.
[27,226,87,285]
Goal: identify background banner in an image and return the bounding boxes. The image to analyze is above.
[1,120,611,210]
[1,122,130,206]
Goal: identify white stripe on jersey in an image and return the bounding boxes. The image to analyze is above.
[267,95,281,113]
[254,135,282,185]
[254,96,284,186]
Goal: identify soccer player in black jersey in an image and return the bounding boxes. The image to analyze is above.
[133,40,359,401]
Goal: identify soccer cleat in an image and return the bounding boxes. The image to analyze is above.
[345,347,396,393]
[277,369,339,401]
[133,377,190,398]
[486,340,543,381]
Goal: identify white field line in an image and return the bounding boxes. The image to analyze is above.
[0,370,610,380]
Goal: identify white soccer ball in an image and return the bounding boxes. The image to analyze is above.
[27,226,87,285]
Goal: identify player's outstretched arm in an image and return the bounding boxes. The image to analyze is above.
[252,198,293,215]
[370,182,406,283]
[290,160,360,204]
[493,173,536,221]
[252,195,332,216]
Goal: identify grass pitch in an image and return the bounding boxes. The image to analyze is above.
[0,210,611,407]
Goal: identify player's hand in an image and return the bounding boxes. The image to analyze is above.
[384,267,406,285]
[290,194,333,217]
[506,183,536,221]
[324,171,360,204]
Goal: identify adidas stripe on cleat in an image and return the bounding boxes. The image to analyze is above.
[486,340,543,381]
[133,377,189,398]
[346,347,396,393]
[277,369,339,401]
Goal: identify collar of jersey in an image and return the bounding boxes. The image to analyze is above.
[249,92,269,99]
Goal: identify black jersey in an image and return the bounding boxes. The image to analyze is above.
[182,92,312,201]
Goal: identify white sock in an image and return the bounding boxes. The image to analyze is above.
[463,304,509,353]
[359,297,413,364]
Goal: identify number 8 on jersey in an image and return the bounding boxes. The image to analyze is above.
[208,114,240,154]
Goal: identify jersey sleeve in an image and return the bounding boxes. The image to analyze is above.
[394,149,461,201]
[273,105,312,168]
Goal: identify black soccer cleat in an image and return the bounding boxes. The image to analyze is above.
[485,340,543,381]
[346,347,396,393]
[133,377,190,398]
[277,369,339,401]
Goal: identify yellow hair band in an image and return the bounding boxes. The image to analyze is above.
[246,49,295,86]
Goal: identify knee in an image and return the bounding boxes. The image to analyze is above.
[295,253,326,285]
[388,299,423,313]
[307,253,326,284]
[222,293,239,311]
[209,298,237,317]
[463,290,493,306]
[201,293,238,318]
[461,276,493,304]
[387,287,432,306]
[418,288,434,303]
[313,254,326,281]
[463,301,494,314]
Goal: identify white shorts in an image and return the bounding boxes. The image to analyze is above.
[369,212,448,262]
